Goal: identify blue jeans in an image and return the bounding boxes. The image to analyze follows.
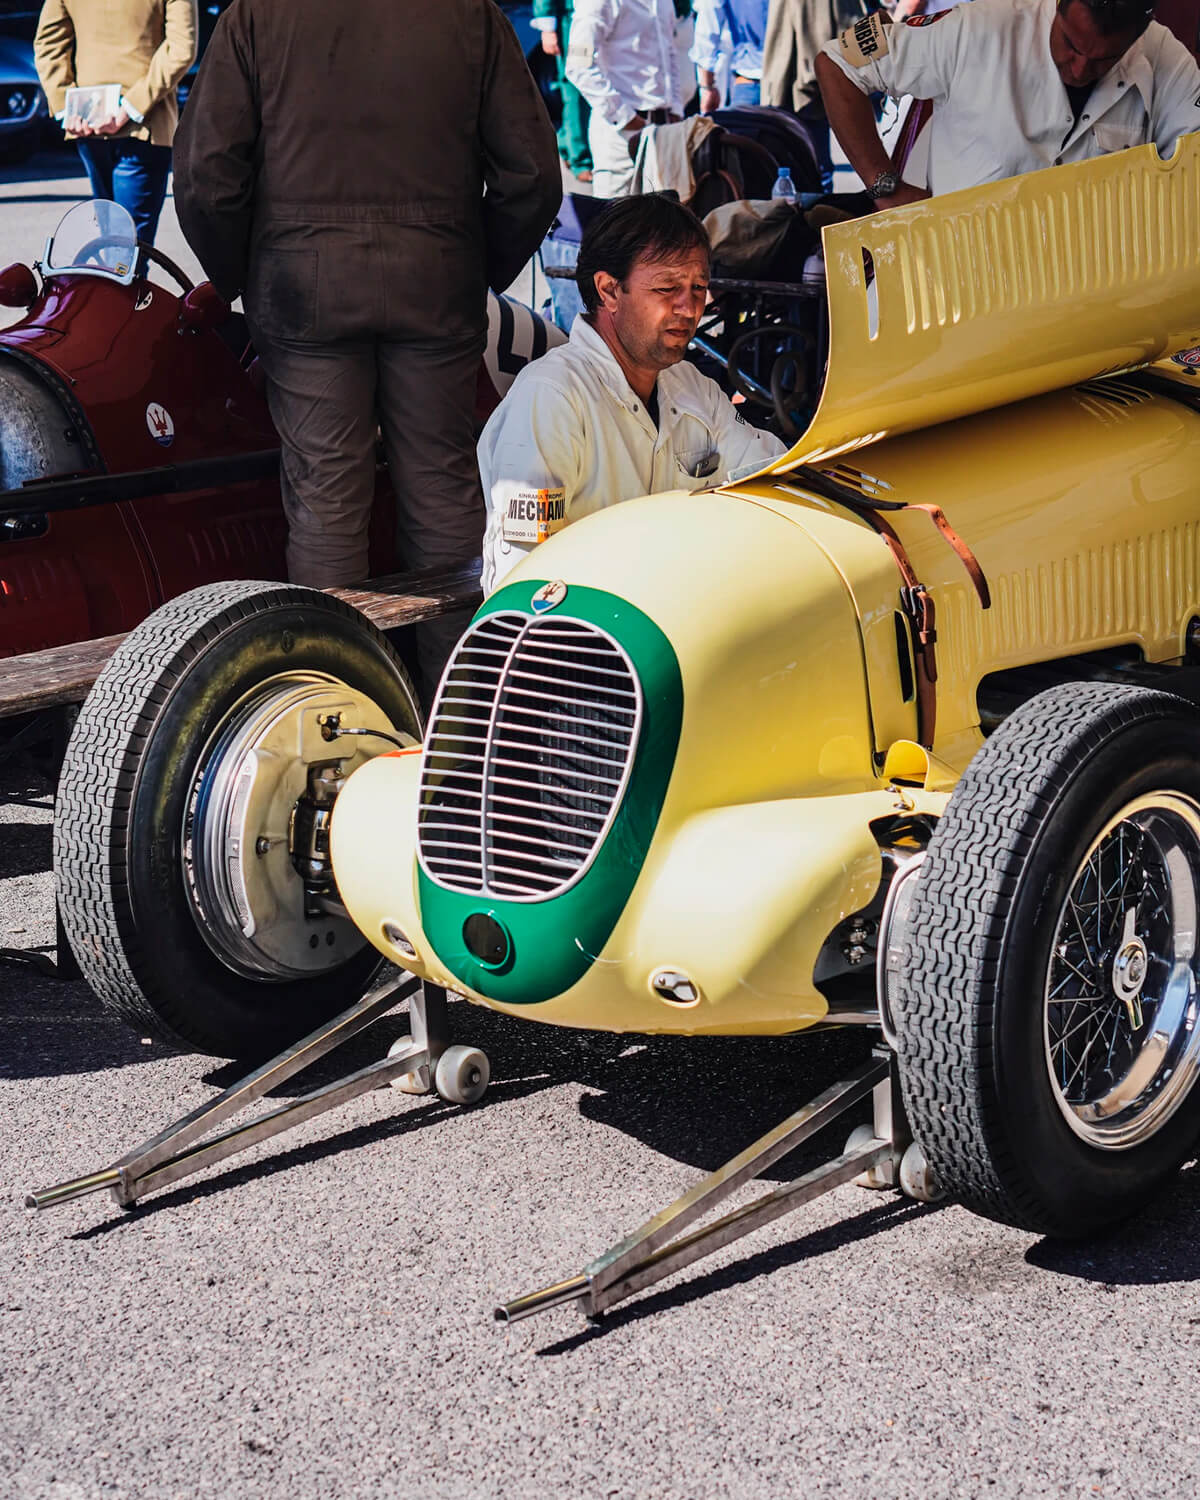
[729,79,761,107]
[76,138,172,245]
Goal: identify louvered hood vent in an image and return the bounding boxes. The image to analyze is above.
[417,611,643,901]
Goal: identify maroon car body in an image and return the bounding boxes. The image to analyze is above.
[0,200,560,661]
[0,206,404,659]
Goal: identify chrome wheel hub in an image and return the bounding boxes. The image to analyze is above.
[183,671,412,981]
[1112,940,1148,997]
[1044,792,1200,1150]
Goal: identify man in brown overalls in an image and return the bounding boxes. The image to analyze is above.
[173,1,561,694]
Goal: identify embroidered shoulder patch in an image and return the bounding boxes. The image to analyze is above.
[498,483,568,545]
[838,11,891,67]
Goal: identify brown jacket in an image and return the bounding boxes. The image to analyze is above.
[172,0,562,345]
[34,0,197,147]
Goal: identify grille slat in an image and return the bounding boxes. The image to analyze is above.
[486,737,625,767]
[418,609,642,900]
[486,754,625,785]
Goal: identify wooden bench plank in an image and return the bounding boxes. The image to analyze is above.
[0,632,128,719]
[0,562,482,720]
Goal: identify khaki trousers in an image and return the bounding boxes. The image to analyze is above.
[253,330,485,700]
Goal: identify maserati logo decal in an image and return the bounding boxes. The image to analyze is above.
[146,402,175,447]
[531,580,567,613]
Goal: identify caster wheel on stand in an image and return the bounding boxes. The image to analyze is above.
[387,1035,432,1094]
[898,1140,943,1203]
[845,1123,894,1190]
[434,1045,491,1106]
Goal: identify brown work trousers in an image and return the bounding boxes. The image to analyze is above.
[252,329,485,700]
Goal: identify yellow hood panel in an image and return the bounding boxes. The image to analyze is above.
[740,135,1200,478]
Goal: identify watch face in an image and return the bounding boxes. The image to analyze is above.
[868,172,899,199]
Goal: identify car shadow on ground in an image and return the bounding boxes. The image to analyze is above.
[535,1197,942,1356]
[0,815,50,878]
[51,996,877,1249]
[1025,1163,1200,1287]
[201,994,879,1182]
[0,968,167,1077]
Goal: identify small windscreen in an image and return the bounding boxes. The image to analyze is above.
[44,200,138,283]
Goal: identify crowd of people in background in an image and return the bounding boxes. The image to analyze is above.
[19,0,1200,690]
[27,0,869,237]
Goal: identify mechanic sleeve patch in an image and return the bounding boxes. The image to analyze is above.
[497,483,568,545]
[838,11,891,67]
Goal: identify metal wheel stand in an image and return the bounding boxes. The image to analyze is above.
[27,970,446,1212]
[496,1047,907,1325]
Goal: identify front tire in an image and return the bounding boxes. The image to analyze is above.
[55,581,421,1058]
[895,682,1200,1236]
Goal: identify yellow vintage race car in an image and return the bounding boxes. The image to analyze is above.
[34,138,1200,1321]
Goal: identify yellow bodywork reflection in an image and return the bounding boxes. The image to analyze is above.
[330,141,1200,1038]
[740,134,1200,477]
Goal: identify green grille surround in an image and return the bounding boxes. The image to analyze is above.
[416,581,684,1004]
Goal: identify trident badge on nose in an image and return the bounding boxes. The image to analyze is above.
[532,579,568,613]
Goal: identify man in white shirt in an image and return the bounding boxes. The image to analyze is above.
[478,194,784,592]
[814,0,1200,208]
[566,0,684,197]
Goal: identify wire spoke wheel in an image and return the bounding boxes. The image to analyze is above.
[1045,792,1200,1149]
[895,682,1200,1236]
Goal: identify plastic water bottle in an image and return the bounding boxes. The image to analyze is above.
[771,168,797,204]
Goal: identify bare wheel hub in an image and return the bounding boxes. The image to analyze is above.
[183,671,412,981]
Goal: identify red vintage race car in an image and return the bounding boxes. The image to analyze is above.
[0,199,561,658]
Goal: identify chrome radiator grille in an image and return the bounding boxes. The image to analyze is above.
[417,611,642,900]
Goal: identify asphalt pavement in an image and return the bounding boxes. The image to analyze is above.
[4,150,1200,1500]
[4,739,1200,1500]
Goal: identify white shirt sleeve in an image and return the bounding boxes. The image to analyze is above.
[479,376,586,592]
[566,0,630,126]
[703,384,788,478]
[690,0,726,73]
[1146,27,1200,158]
[820,7,968,103]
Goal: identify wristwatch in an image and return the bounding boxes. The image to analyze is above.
[864,170,901,201]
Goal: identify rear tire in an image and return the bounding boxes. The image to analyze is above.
[55,581,421,1058]
[895,682,1200,1236]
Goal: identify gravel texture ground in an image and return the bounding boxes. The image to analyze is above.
[4,745,1200,1500]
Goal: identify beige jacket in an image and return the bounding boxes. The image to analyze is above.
[761,0,845,110]
[35,0,197,146]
